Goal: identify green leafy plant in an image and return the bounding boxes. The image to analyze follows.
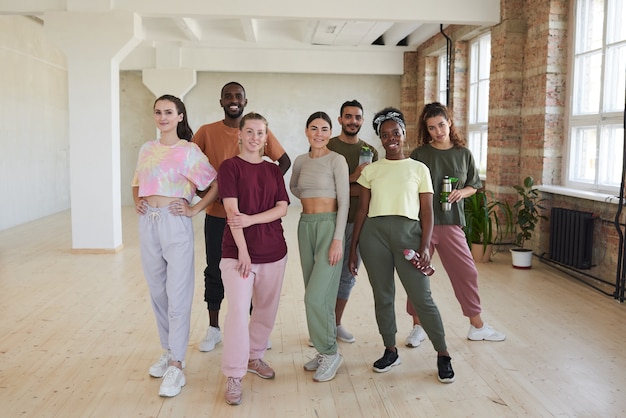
[464,191,513,253]
[512,176,548,249]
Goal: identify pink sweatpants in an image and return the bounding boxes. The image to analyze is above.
[407,225,481,318]
[220,255,288,378]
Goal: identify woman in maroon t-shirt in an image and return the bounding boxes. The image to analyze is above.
[217,112,290,406]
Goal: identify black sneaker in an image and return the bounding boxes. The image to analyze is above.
[437,355,455,383]
[372,348,401,373]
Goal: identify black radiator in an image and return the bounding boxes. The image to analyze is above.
[549,208,594,269]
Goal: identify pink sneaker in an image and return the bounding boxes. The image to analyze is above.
[247,358,275,379]
[225,377,242,405]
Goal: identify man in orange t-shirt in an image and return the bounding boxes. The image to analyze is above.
[192,81,291,352]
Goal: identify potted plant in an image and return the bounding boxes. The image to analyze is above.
[464,191,513,263]
[510,176,548,268]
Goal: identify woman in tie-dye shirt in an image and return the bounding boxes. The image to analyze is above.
[132,95,217,398]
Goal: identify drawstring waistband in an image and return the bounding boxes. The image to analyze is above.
[148,209,161,223]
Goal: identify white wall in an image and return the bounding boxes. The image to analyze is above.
[120,71,400,206]
[0,15,401,230]
[0,16,70,231]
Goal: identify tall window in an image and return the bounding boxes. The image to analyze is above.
[437,52,448,106]
[468,33,491,177]
[569,0,626,193]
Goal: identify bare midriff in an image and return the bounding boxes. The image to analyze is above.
[301,197,337,214]
[144,195,182,208]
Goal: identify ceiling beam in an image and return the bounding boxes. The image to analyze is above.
[0,0,500,26]
[383,22,423,46]
[361,22,394,46]
[174,17,201,41]
[407,24,446,47]
[239,18,257,42]
[122,44,408,75]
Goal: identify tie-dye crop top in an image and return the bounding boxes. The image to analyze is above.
[132,139,217,202]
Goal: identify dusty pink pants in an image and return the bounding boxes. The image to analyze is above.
[407,225,481,318]
[220,256,287,378]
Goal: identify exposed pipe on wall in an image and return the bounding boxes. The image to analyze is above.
[540,254,614,298]
[615,84,626,303]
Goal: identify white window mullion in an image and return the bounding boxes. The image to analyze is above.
[468,33,491,177]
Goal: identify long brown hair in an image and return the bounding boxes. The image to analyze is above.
[154,94,193,141]
[417,102,465,148]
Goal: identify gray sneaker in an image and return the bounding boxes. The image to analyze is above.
[313,353,343,382]
[304,353,321,371]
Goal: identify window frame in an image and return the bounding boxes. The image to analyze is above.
[437,52,449,106]
[566,0,625,194]
[467,32,491,178]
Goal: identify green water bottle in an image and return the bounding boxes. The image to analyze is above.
[440,176,452,211]
[439,176,458,211]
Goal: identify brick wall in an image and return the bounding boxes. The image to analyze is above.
[402,0,623,286]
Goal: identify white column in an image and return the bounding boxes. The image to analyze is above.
[142,42,198,142]
[45,11,142,251]
[142,68,197,100]
[142,42,197,98]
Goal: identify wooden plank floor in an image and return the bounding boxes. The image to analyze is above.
[1,206,626,417]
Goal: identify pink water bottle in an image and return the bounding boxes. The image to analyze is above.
[403,249,435,276]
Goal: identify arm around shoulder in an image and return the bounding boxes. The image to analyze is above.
[277,152,291,175]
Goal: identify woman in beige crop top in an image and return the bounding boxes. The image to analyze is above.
[289,111,349,383]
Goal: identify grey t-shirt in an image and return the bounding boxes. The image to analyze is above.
[410,144,481,226]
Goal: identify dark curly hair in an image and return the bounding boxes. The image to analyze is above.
[417,102,465,147]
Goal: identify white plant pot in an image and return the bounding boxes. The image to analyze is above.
[510,248,533,269]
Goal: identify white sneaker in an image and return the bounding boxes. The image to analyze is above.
[266,339,272,350]
[199,326,222,352]
[159,366,186,397]
[313,353,343,382]
[336,325,355,343]
[405,325,426,347]
[307,338,314,347]
[149,351,186,377]
[467,323,506,341]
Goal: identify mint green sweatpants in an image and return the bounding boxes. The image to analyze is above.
[297,212,342,355]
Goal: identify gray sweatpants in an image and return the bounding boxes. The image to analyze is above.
[139,204,194,362]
